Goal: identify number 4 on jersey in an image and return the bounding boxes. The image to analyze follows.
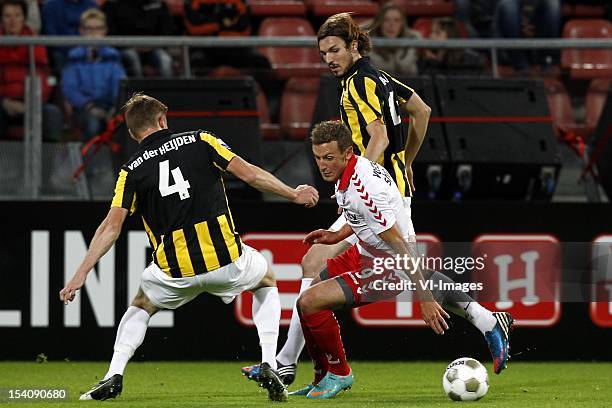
[159,160,191,200]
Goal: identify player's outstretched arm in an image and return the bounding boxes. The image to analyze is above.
[378,224,449,334]
[59,207,128,304]
[226,156,319,207]
[402,92,432,192]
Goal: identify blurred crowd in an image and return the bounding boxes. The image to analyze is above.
[0,0,610,144]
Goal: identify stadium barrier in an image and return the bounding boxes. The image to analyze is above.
[0,200,610,361]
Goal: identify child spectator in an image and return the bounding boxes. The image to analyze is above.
[61,8,125,142]
[420,17,485,75]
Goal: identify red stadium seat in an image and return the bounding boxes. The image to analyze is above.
[561,19,612,79]
[544,79,576,137]
[397,0,454,17]
[562,4,605,18]
[412,17,433,38]
[207,66,281,139]
[280,77,320,140]
[308,0,380,17]
[256,91,283,140]
[3,126,24,141]
[164,0,185,17]
[257,18,326,79]
[250,0,307,16]
[585,78,610,133]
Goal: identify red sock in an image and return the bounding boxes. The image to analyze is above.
[300,314,328,384]
[301,309,351,376]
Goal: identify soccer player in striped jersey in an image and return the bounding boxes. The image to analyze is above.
[243,12,433,386]
[60,93,319,402]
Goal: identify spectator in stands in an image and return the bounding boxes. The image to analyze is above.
[454,0,499,38]
[42,0,97,74]
[367,2,420,76]
[102,0,175,78]
[0,0,63,141]
[62,8,125,142]
[183,0,270,73]
[495,0,561,73]
[419,17,484,75]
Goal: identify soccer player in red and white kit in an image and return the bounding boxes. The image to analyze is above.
[292,121,513,398]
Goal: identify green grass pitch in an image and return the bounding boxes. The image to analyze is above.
[0,361,610,407]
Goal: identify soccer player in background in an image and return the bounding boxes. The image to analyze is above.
[59,93,319,402]
[243,11,432,385]
[293,121,513,398]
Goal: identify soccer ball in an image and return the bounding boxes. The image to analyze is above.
[442,357,489,401]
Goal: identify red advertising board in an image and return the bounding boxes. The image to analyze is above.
[590,235,612,328]
[472,234,561,327]
[235,233,309,327]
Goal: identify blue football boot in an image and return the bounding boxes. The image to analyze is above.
[306,371,354,399]
[241,363,263,382]
[242,362,287,402]
[288,383,315,396]
[485,312,513,374]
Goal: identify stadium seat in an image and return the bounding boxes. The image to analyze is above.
[164,0,185,17]
[280,77,320,140]
[561,19,612,79]
[543,79,577,137]
[207,66,281,140]
[307,0,380,17]
[2,126,24,141]
[412,17,433,38]
[250,0,307,16]
[256,91,282,140]
[562,4,605,18]
[585,78,610,134]
[397,0,454,17]
[257,18,326,79]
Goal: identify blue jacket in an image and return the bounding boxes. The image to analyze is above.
[42,0,98,36]
[61,46,126,111]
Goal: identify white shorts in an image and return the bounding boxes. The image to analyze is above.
[330,197,416,245]
[140,244,268,310]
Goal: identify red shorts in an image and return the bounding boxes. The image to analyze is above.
[323,244,406,308]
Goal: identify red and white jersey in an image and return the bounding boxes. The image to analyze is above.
[334,155,411,257]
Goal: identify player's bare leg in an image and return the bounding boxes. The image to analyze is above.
[242,267,287,402]
[293,278,354,398]
[275,241,350,385]
[80,288,158,401]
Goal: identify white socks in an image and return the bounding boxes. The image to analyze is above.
[462,302,497,334]
[253,287,281,370]
[276,278,312,366]
[104,306,150,380]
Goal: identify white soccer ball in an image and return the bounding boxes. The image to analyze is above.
[442,357,489,401]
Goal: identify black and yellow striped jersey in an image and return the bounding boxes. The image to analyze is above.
[340,56,414,196]
[111,128,242,278]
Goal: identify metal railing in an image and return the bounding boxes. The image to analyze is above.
[1,35,611,78]
[0,35,610,200]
